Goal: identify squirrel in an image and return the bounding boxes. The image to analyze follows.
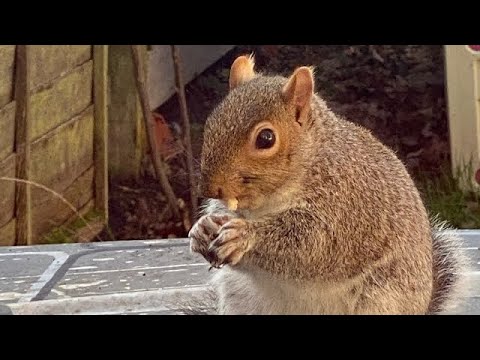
[186,54,472,315]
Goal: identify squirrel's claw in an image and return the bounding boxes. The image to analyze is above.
[207,218,251,267]
[189,213,248,269]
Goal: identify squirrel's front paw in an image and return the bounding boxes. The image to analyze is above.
[207,218,253,267]
[188,213,233,262]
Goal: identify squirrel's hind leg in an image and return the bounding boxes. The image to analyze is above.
[352,261,432,315]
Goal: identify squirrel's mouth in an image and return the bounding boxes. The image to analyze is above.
[230,194,265,212]
[226,198,239,211]
[219,195,250,211]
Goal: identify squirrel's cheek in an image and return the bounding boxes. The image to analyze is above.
[238,194,265,211]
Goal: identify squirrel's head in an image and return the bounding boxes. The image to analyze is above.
[200,54,315,211]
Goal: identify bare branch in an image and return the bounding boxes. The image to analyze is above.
[171,45,198,222]
[130,45,180,219]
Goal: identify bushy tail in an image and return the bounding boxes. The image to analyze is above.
[428,217,473,314]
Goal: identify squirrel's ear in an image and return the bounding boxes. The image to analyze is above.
[282,66,314,124]
[229,54,256,90]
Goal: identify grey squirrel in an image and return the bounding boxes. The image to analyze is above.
[187,54,471,315]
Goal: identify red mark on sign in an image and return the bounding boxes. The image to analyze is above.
[467,45,480,52]
[475,168,480,185]
[152,112,181,160]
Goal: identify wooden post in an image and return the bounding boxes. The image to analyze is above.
[14,45,32,245]
[444,45,480,189]
[107,46,146,181]
[93,45,109,225]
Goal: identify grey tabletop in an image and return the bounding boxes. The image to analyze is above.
[0,232,479,315]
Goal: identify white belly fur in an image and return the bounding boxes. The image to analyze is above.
[211,265,362,315]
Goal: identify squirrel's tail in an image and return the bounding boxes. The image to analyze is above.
[428,216,473,314]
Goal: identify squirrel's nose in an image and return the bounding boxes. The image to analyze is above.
[207,187,224,199]
[201,182,224,200]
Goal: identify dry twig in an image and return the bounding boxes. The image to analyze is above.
[170,45,198,223]
[130,45,180,219]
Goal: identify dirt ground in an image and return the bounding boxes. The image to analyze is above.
[107,45,460,240]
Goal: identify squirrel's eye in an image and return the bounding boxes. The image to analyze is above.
[255,129,276,149]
